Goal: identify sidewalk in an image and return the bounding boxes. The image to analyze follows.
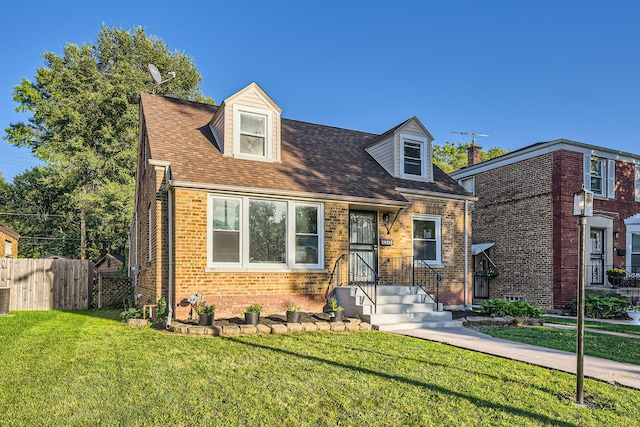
[391,326,640,390]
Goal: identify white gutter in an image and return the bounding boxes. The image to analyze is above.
[464,200,469,309]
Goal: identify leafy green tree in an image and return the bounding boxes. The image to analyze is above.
[4,25,212,260]
[433,141,510,173]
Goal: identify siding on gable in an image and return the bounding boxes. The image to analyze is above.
[365,137,394,175]
[393,121,434,181]
[211,109,225,153]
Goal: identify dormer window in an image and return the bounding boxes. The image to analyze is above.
[400,134,428,178]
[240,112,266,156]
[233,104,273,161]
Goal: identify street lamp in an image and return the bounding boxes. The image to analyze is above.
[573,185,593,405]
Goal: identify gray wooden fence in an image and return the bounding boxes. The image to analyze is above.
[0,258,94,311]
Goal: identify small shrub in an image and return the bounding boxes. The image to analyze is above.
[245,304,262,313]
[481,299,542,318]
[567,293,630,319]
[120,307,144,320]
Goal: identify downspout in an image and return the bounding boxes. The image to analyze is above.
[464,200,469,309]
[166,176,174,329]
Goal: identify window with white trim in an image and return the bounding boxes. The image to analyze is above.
[400,135,428,178]
[585,155,615,199]
[208,195,324,269]
[590,158,605,196]
[412,214,441,264]
[631,233,640,274]
[635,165,640,202]
[233,105,273,161]
[4,240,11,257]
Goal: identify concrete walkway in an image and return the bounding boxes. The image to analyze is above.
[391,325,640,390]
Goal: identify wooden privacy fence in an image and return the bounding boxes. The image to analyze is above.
[0,258,94,311]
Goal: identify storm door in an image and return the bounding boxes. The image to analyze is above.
[349,211,378,283]
[589,228,605,285]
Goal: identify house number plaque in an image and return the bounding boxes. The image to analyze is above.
[379,238,394,246]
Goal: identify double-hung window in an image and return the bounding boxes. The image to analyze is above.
[585,155,615,199]
[412,214,441,264]
[208,195,323,269]
[233,105,272,161]
[400,134,428,178]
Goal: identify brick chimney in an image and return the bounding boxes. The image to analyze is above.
[467,142,483,166]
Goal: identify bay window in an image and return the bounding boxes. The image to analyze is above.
[208,195,323,269]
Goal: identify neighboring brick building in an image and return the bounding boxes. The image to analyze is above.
[131,83,475,322]
[0,222,19,258]
[94,253,126,277]
[451,139,640,309]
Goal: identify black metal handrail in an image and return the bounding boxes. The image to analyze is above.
[326,254,347,298]
[381,256,442,305]
[589,264,640,288]
[349,252,378,309]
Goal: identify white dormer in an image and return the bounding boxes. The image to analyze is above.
[365,117,435,182]
[209,82,282,162]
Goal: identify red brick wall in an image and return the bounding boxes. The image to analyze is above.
[473,153,555,308]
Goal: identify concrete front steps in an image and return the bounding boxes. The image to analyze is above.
[334,285,462,331]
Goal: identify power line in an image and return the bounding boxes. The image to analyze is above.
[0,212,67,217]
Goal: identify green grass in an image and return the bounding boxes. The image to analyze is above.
[1,310,639,426]
[478,325,640,365]
[543,316,640,336]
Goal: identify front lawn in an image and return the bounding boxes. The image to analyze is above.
[543,315,640,336]
[1,310,639,426]
[477,325,640,365]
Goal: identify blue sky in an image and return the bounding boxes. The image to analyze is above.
[1,0,639,182]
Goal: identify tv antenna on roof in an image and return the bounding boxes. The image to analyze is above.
[148,63,176,95]
[451,131,489,145]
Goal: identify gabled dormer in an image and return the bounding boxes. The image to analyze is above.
[209,82,282,162]
[365,117,435,182]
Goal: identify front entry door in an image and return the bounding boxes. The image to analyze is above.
[349,211,378,283]
[589,228,605,285]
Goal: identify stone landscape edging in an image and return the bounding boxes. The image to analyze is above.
[167,318,372,336]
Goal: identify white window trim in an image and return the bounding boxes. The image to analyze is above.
[625,214,640,274]
[412,214,442,266]
[635,165,640,202]
[232,104,273,162]
[400,134,428,179]
[207,194,324,271]
[584,155,615,199]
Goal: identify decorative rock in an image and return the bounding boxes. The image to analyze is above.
[330,322,345,332]
[211,326,223,336]
[221,325,240,336]
[256,324,271,334]
[346,317,362,325]
[359,322,372,331]
[269,324,289,334]
[127,319,148,328]
[187,326,206,335]
[288,323,304,333]
[172,324,190,334]
[315,322,331,332]
[240,325,257,335]
[344,322,359,332]
[301,322,318,332]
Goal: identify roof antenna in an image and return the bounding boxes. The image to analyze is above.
[148,63,176,95]
[451,131,489,146]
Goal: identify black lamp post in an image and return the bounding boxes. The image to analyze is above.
[573,185,593,405]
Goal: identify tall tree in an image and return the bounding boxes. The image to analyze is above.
[433,141,510,173]
[4,25,213,260]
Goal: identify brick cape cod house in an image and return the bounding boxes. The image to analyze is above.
[130,82,475,326]
[450,139,640,310]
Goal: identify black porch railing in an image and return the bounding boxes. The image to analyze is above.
[589,264,640,288]
[381,256,442,305]
[326,253,378,311]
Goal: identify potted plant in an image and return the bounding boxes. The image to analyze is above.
[488,267,499,278]
[285,301,301,323]
[326,297,344,322]
[606,268,627,287]
[194,301,216,326]
[244,303,262,326]
[627,305,640,325]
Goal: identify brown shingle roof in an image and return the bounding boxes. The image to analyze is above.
[140,93,468,202]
